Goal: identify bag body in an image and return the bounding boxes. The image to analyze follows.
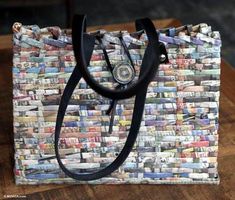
[13,18,221,184]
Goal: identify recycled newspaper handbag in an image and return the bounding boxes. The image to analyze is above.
[13,15,221,184]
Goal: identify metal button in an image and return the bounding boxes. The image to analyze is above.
[159,54,166,62]
[113,62,135,85]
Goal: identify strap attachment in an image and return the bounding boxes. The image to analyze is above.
[72,15,165,100]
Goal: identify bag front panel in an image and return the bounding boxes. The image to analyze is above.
[13,24,221,184]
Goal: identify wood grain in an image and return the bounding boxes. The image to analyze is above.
[0,19,234,200]
[87,18,182,32]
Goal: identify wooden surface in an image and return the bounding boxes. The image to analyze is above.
[0,19,234,200]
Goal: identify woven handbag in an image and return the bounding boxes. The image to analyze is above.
[13,15,221,184]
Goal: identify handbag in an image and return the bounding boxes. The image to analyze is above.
[13,15,221,184]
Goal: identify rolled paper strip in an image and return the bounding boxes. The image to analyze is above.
[47,27,62,38]
[178,32,191,43]
[43,38,67,48]
[159,34,183,45]
[210,31,220,39]
[21,35,43,48]
[186,25,193,34]
[58,35,72,44]
[28,57,44,63]
[26,173,59,180]
[103,33,121,45]
[191,37,204,45]
[122,33,145,46]
[12,22,22,33]
[144,172,173,178]
[168,28,176,37]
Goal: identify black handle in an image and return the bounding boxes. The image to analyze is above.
[54,15,167,181]
[72,15,161,100]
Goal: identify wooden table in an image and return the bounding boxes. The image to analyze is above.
[0,19,234,200]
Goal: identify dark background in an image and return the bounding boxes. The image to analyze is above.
[0,0,234,66]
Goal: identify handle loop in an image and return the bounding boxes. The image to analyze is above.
[54,15,167,181]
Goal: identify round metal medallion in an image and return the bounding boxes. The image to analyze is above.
[113,62,135,85]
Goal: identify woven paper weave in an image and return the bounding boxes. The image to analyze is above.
[13,23,221,184]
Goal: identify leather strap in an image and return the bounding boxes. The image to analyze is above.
[96,36,114,72]
[118,35,135,70]
[54,43,149,181]
[54,15,165,181]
